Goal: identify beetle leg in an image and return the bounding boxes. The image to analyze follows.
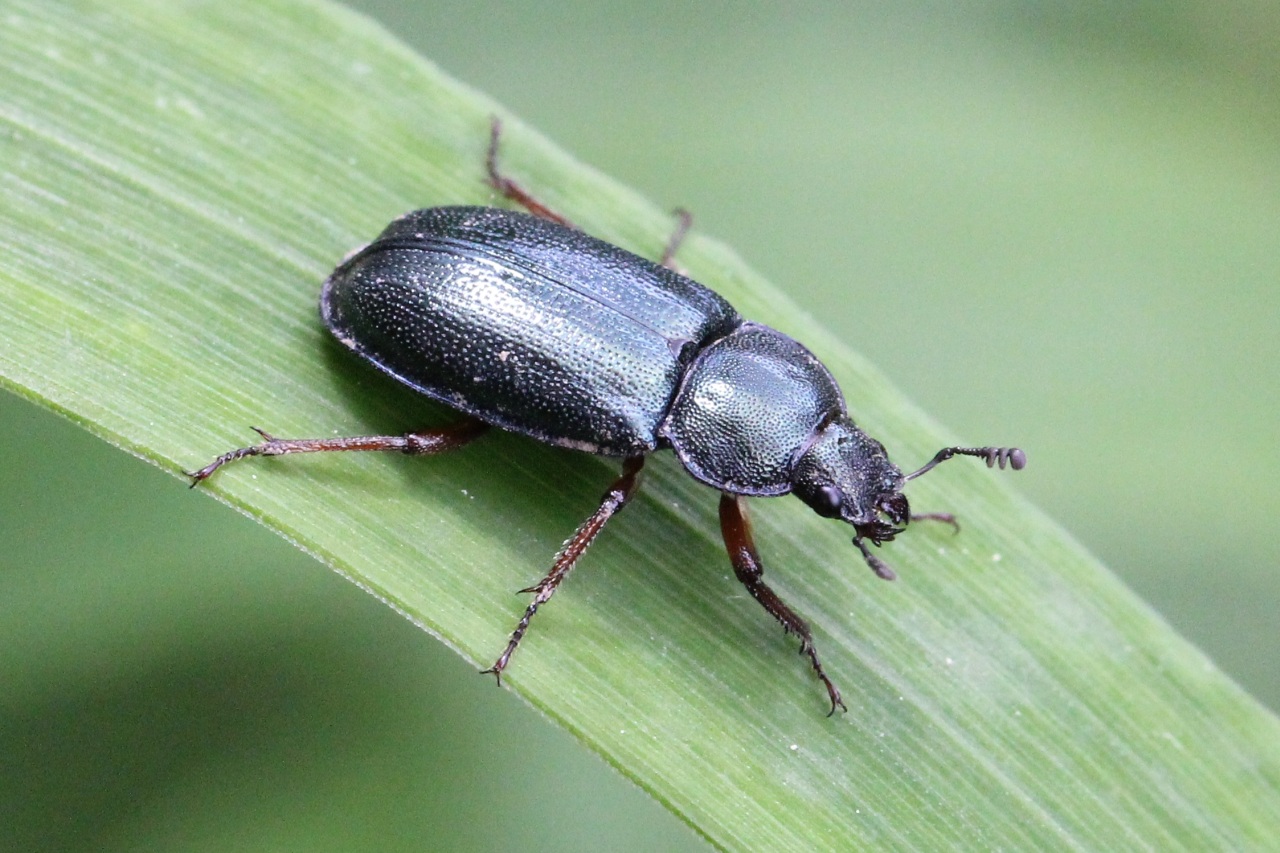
[186,418,489,485]
[486,117,575,228]
[719,494,847,715]
[910,511,961,534]
[487,118,695,272]
[658,208,693,270]
[483,456,646,684]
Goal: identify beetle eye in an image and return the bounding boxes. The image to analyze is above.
[814,485,843,518]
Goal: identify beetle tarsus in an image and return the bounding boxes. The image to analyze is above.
[185,444,263,486]
[484,456,646,683]
[798,638,847,716]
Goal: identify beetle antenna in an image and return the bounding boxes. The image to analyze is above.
[905,446,1026,481]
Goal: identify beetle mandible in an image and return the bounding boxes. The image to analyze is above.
[189,119,1025,714]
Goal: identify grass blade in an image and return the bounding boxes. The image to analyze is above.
[2,1,1278,849]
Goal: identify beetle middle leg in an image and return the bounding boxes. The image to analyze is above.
[486,117,693,271]
[719,494,847,715]
[186,417,490,485]
[483,456,646,684]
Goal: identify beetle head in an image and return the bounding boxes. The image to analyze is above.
[792,416,909,547]
[794,421,1026,580]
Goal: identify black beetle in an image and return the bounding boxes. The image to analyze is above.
[190,120,1024,714]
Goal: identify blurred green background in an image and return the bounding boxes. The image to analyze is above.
[2,2,1277,850]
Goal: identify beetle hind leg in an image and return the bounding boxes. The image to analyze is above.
[482,456,646,683]
[486,117,694,272]
[658,208,694,272]
[719,494,847,715]
[186,418,489,485]
[486,117,575,228]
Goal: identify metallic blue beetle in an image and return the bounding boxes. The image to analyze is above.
[191,121,1024,713]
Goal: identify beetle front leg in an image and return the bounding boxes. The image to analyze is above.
[719,494,847,715]
[483,456,646,683]
[186,418,489,485]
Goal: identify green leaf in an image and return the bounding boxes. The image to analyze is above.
[3,1,1278,850]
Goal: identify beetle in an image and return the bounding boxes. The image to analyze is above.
[190,119,1024,714]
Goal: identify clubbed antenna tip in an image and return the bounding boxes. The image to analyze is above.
[905,446,1026,482]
